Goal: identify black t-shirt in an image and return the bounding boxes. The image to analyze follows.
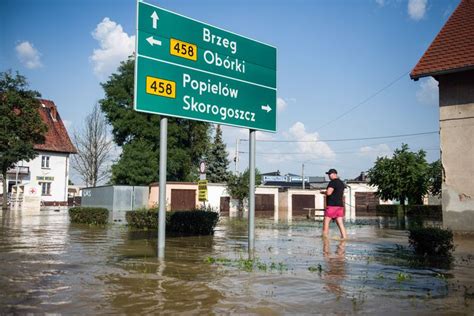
[326,178,345,207]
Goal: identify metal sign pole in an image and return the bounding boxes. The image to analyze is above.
[248,129,256,252]
[158,117,168,258]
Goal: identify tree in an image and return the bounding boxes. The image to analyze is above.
[428,159,442,197]
[0,70,47,210]
[100,57,211,184]
[206,125,230,183]
[111,139,158,185]
[367,144,430,208]
[72,104,113,187]
[226,168,262,216]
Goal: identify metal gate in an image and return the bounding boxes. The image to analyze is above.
[220,196,230,216]
[355,192,379,216]
[171,189,196,211]
[292,194,315,217]
[255,194,274,217]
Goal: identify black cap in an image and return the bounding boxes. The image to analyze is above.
[325,168,337,175]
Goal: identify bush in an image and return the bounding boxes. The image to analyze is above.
[69,207,109,225]
[406,205,442,220]
[167,211,219,235]
[125,209,159,229]
[126,209,219,235]
[376,204,404,216]
[408,227,454,259]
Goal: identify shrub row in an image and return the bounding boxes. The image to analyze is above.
[375,204,442,219]
[126,209,219,235]
[406,205,442,220]
[409,227,454,259]
[69,207,109,225]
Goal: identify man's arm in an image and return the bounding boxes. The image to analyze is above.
[320,187,334,196]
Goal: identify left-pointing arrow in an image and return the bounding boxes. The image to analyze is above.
[146,36,162,46]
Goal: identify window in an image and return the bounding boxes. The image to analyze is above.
[41,156,50,168]
[40,182,51,196]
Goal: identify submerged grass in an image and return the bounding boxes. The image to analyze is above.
[205,256,289,273]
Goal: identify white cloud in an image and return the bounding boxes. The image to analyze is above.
[288,122,335,160]
[416,77,438,106]
[15,41,43,69]
[277,97,288,113]
[90,17,135,80]
[376,0,386,7]
[359,144,392,159]
[408,0,428,21]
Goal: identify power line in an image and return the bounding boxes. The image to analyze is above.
[314,71,410,130]
[239,147,439,155]
[239,130,438,143]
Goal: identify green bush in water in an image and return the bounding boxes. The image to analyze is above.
[408,227,454,259]
[69,207,109,225]
[406,205,442,220]
[126,209,219,235]
[375,204,404,216]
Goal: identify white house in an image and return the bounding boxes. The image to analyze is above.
[2,99,76,206]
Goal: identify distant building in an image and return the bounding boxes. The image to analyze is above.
[411,0,474,231]
[3,99,77,206]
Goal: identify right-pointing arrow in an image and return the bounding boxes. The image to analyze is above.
[146,36,162,46]
[261,104,272,113]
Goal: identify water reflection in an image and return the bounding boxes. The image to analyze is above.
[323,238,347,298]
[1,212,474,314]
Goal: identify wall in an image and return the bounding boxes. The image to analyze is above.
[345,182,378,221]
[148,182,198,211]
[438,71,474,231]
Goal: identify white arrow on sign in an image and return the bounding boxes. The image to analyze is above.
[146,36,162,47]
[261,104,272,113]
[151,11,159,29]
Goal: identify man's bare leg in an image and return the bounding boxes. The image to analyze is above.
[322,216,331,238]
[335,217,348,239]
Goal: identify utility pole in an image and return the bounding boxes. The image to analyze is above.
[302,163,305,190]
[234,138,239,174]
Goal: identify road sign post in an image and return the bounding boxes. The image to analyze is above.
[134,0,276,256]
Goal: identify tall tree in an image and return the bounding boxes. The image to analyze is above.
[111,139,158,185]
[206,125,230,183]
[226,168,262,216]
[428,159,442,197]
[72,103,114,187]
[367,144,430,208]
[0,70,47,210]
[100,57,211,184]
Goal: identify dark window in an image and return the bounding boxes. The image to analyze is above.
[41,156,50,168]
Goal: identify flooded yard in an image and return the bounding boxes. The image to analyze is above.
[1,209,474,314]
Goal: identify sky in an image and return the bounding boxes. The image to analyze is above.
[1,0,457,184]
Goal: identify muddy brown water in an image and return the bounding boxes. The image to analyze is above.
[1,209,474,314]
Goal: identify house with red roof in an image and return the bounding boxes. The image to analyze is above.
[4,99,77,206]
[411,0,474,231]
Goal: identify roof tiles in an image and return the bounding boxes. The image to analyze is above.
[411,0,474,79]
[34,99,77,154]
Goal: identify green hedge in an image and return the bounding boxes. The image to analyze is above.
[409,227,454,259]
[69,207,109,225]
[376,204,403,216]
[376,204,442,219]
[406,205,442,220]
[126,209,219,235]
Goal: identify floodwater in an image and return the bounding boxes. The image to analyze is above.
[1,209,474,314]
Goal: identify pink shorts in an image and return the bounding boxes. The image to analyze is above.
[325,206,344,219]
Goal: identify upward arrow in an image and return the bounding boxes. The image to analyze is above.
[151,11,159,29]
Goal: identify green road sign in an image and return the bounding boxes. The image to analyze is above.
[134,1,277,132]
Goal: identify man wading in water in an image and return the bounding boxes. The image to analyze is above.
[321,169,348,240]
